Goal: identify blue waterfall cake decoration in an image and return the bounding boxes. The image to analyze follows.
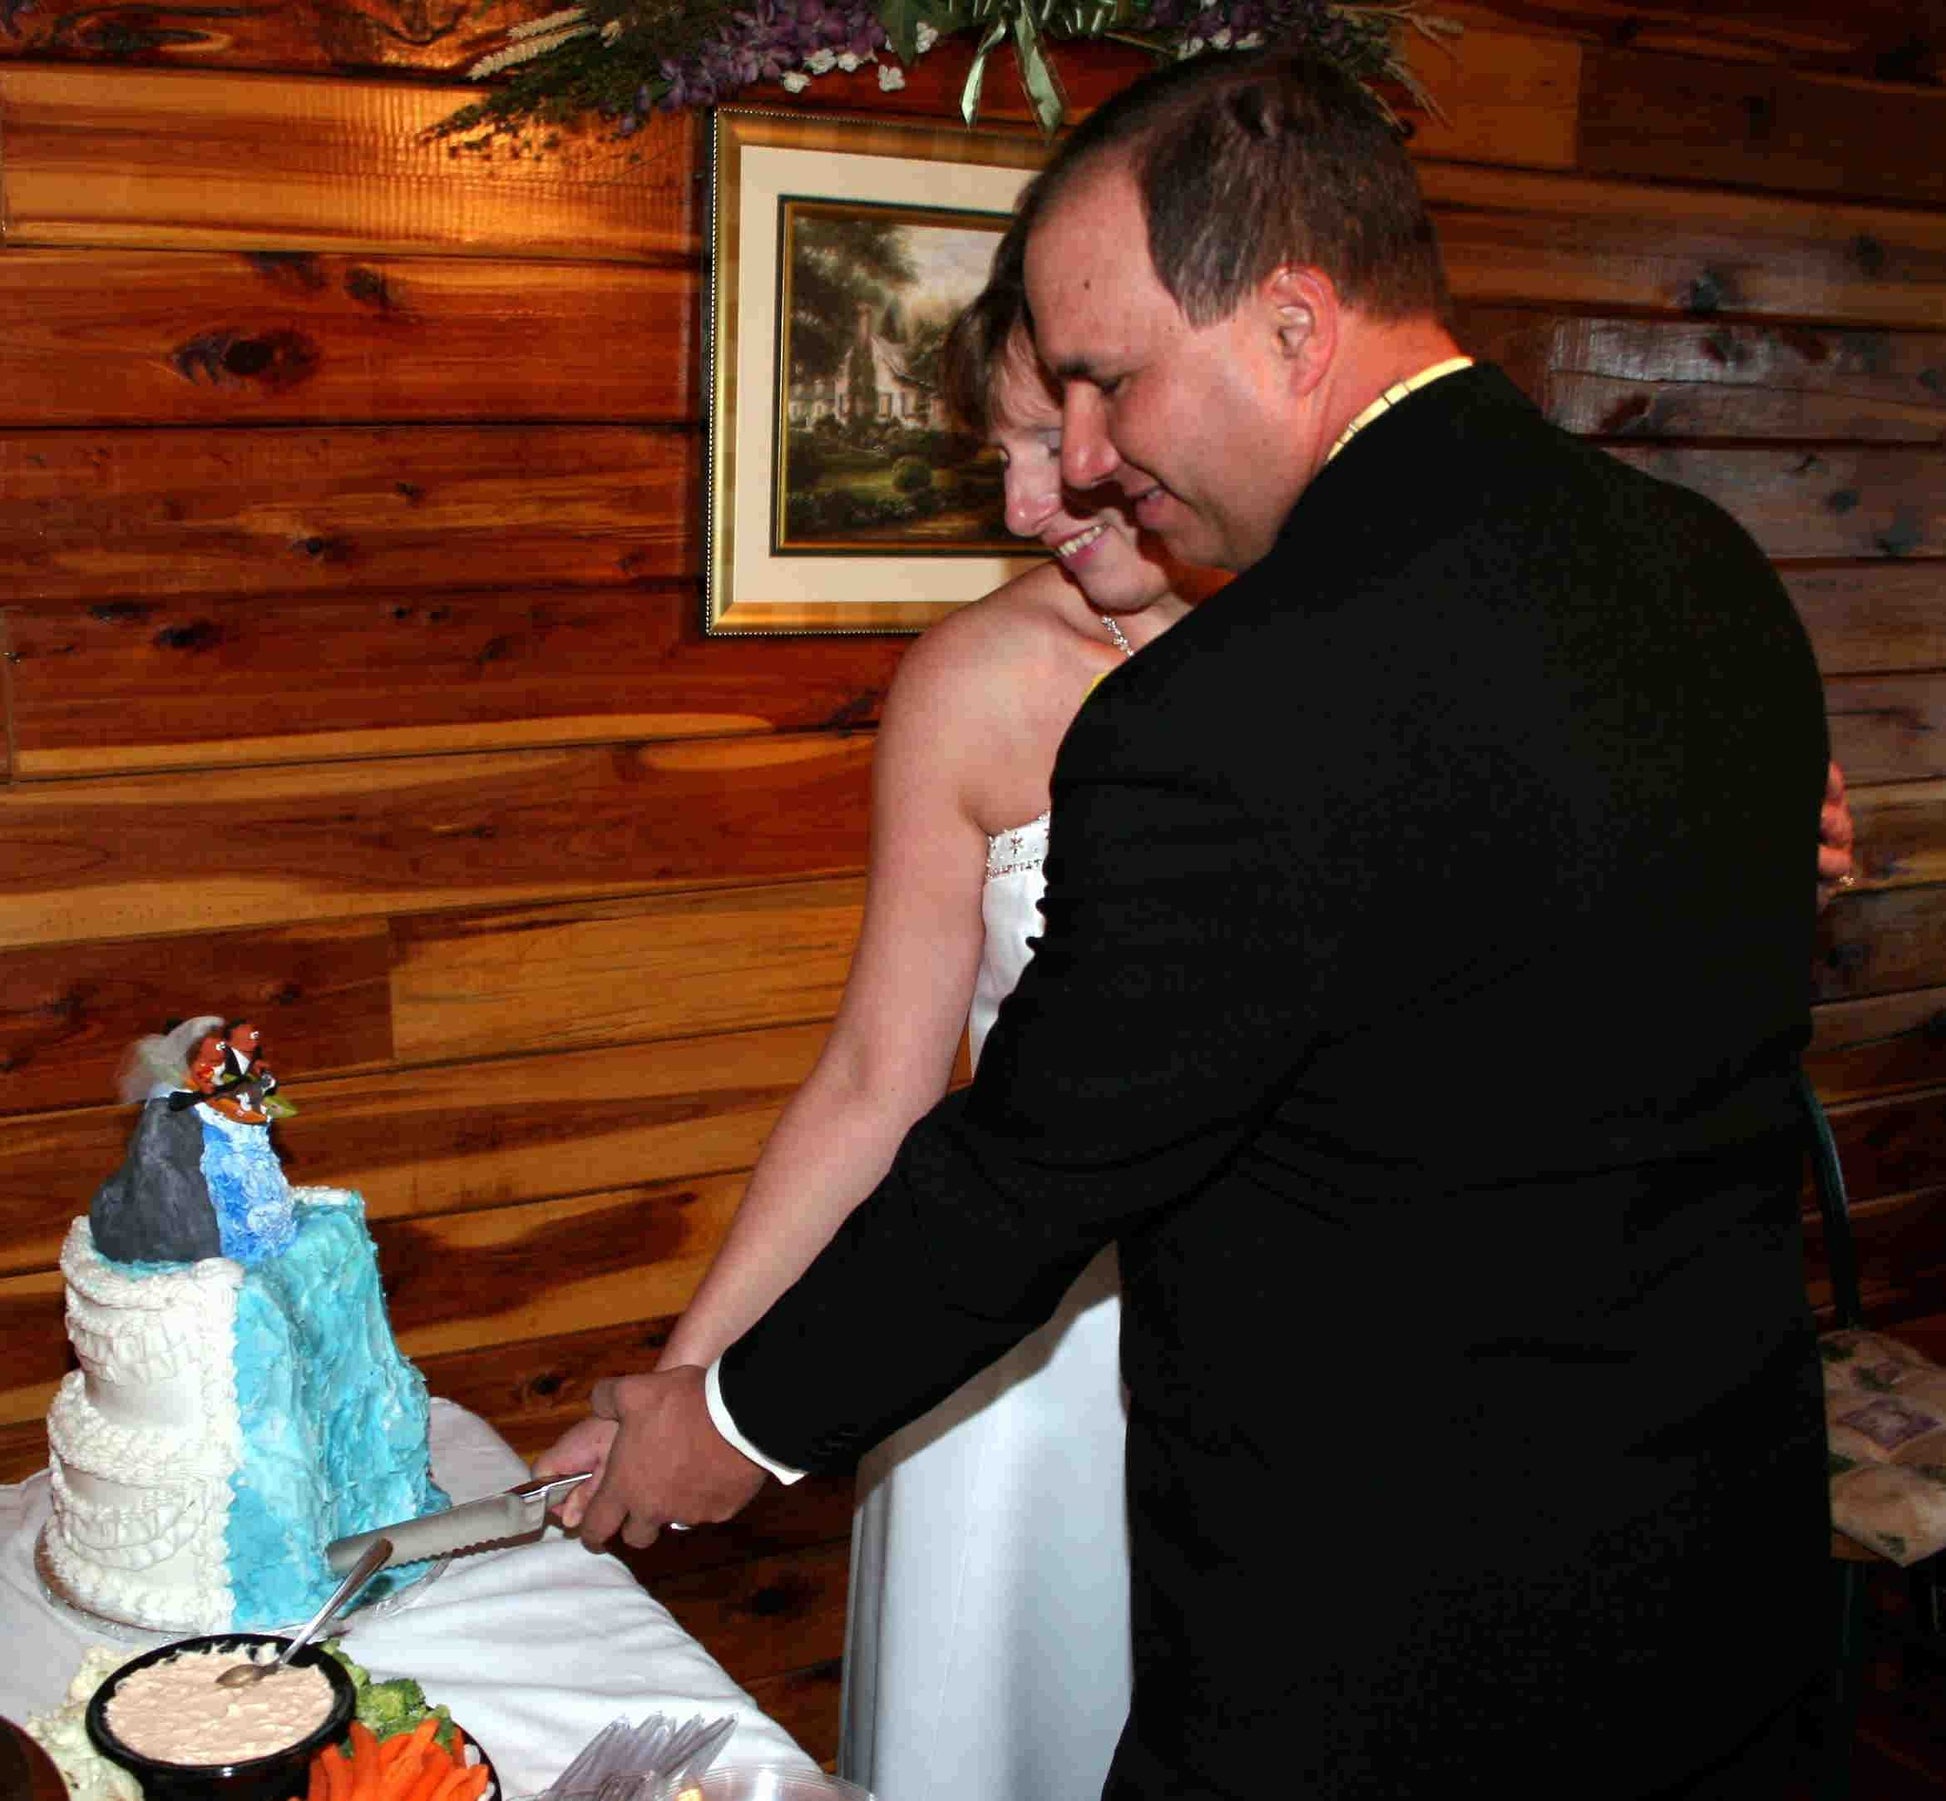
[42,1017,448,1632]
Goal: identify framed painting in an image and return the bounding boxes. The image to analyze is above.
[705,108,1053,634]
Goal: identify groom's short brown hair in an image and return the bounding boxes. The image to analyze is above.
[1018,48,1449,328]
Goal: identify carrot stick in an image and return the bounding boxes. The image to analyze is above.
[424,1765,475,1801]
[306,1750,326,1801]
[321,1745,352,1801]
[380,1736,416,1769]
[401,1751,459,1801]
[347,1722,382,1801]
[381,1748,427,1801]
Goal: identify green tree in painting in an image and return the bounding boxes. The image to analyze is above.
[789,214,919,386]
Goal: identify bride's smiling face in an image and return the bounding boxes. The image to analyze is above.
[990,349,1175,616]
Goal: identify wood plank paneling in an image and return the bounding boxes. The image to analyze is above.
[0,67,697,260]
[653,1541,851,1684]
[1827,674,1946,785]
[376,1174,749,1359]
[0,251,697,427]
[1427,162,1946,328]
[1789,564,1946,676]
[741,1663,845,1772]
[1817,886,1946,1003]
[0,1022,827,1275]
[1807,1182,1946,1326]
[0,1266,68,1429]
[417,1316,677,1463]
[1580,49,1946,210]
[1846,779,1946,890]
[1605,445,1944,561]
[0,1417,50,1486]
[1440,0,1943,77]
[3,588,904,778]
[0,921,394,1116]
[0,424,696,605]
[0,1,548,76]
[0,733,874,948]
[392,879,863,1063]
[1505,316,1946,442]
[1808,988,1946,1103]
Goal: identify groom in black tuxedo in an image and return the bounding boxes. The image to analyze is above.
[544,49,1832,1799]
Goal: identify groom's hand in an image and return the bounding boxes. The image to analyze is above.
[572,1365,769,1550]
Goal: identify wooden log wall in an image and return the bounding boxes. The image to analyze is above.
[2,0,1944,1765]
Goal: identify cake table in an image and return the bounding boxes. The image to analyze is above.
[0,1399,815,1797]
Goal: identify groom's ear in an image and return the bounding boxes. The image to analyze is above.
[1263,266,1336,389]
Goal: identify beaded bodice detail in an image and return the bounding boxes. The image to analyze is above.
[985,813,1051,882]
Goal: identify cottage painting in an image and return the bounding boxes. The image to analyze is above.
[776,199,1015,553]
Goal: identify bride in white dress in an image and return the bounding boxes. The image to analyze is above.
[647,278,1194,1801]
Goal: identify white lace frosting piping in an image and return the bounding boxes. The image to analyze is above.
[48,1216,241,1631]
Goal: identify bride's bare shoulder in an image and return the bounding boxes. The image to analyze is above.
[888,561,1076,701]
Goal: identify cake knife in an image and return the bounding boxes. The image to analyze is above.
[324,1471,593,1573]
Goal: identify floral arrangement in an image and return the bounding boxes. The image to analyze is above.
[440,0,1457,147]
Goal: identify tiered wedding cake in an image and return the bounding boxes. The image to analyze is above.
[41,1018,444,1631]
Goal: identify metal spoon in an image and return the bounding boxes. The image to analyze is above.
[215,1537,393,1687]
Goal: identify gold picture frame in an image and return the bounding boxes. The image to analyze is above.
[705,107,1052,635]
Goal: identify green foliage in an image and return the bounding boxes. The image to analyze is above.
[323,1642,457,1751]
[433,0,732,150]
[789,215,921,385]
[893,456,933,493]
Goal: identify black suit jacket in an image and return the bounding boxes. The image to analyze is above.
[722,367,1831,1797]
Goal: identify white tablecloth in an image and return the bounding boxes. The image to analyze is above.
[0,1400,814,1796]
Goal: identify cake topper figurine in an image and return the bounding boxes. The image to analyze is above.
[91,1016,300,1266]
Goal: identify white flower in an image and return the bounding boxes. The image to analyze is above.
[837,50,860,71]
[806,47,836,72]
[1178,35,1205,57]
[1237,30,1264,47]
[878,62,906,90]
[1211,25,1231,46]
[782,69,810,91]
[915,22,939,52]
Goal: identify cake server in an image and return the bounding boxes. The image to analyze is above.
[324,1472,592,1574]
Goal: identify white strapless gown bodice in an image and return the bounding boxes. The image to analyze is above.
[841,812,1131,1801]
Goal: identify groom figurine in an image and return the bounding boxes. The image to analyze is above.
[542,48,1831,1799]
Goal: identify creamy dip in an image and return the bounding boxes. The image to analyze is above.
[104,1648,333,1765]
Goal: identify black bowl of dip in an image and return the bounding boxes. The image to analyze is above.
[86,1634,356,1801]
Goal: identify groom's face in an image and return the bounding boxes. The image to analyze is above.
[1024,158,1311,572]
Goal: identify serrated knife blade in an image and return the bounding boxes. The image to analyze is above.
[324,1471,592,1573]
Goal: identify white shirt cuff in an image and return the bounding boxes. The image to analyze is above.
[704,1356,806,1485]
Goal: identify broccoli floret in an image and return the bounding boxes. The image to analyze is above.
[322,1640,457,1749]
[323,1641,370,1690]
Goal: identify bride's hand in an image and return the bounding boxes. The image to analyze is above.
[533,1414,620,1530]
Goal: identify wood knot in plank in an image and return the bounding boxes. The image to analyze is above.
[344,266,397,310]
[244,251,328,292]
[1680,268,1739,317]
[1852,235,1889,278]
[151,619,222,652]
[1875,506,1924,558]
[290,533,353,563]
[171,329,319,392]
